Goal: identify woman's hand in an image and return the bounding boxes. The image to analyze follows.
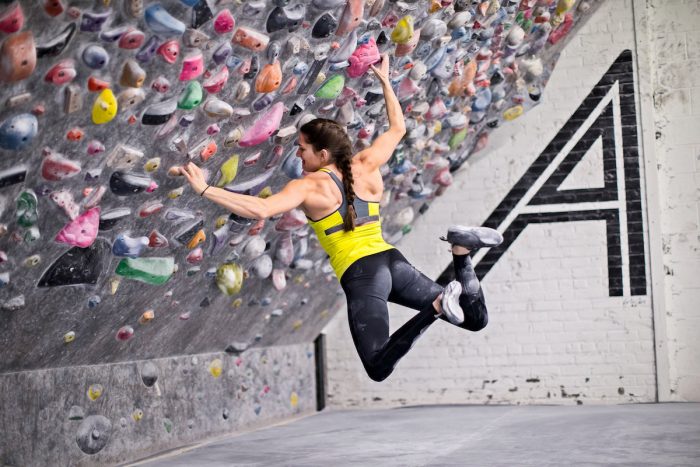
[369,52,390,84]
[179,161,208,195]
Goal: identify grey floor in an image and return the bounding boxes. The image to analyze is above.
[136,403,700,467]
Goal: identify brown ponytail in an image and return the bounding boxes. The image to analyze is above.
[299,118,356,231]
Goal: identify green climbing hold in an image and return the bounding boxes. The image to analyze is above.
[216,262,243,296]
[16,190,38,227]
[115,257,174,285]
[314,74,345,100]
[216,154,239,187]
[177,81,203,110]
[448,127,468,150]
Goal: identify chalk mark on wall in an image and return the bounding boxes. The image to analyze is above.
[438,50,646,297]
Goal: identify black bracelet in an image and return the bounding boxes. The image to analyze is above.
[200,185,210,196]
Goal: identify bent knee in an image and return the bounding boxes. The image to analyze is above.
[463,314,488,332]
[364,363,392,382]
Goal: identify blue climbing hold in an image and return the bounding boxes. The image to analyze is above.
[281,147,302,179]
[113,233,149,258]
[82,44,110,69]
[0,114,38,151]
[144,4,186,36]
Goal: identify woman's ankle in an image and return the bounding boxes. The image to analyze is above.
[451,245,470,255]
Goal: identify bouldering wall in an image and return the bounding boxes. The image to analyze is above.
[0,0,602,464]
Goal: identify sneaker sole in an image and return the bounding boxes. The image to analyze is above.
[440,226,503,250]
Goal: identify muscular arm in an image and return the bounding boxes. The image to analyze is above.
[200,178,310,220]
[357,54,406,171]
[179,161,311,219]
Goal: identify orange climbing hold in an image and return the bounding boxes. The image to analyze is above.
[187,229,206,249]
[87,76,110,92]
[66,128,85,141]
[200,141,217,161]
[255,61,282,93]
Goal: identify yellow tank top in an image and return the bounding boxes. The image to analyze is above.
[307,168,395,280]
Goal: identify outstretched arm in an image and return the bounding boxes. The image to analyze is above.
[179,162,309,220]
[357,53,407,171]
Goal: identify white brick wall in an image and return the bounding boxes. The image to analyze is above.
[648,0,700,401]
[323,0,700,407]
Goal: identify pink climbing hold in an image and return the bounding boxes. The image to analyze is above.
[549,13,574,45]
[397,77,419,100]
[157,40,180,64]
[0,2,24,34]
[425,96,447,121]
[43,59,76,85]
[214,9,235,34]
[41,149,81,181]
[87,140,105,155]
[202,66,229,93]
[54,206,100,248]
[179,51,203,81]
[275,233,294,266]
[239,102,284,147]
[347,37,380,78]
[186,247,203,264]
[275,209,306,231]
[116,325,134,341]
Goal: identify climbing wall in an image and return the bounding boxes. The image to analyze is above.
[0,0,601,464]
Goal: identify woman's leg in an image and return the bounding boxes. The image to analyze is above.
[341,250,438,382]
[451,249,488,332]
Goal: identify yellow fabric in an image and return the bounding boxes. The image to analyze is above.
[307,169,395,280]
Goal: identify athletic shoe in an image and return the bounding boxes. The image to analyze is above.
[440,280,465,325]
[439,225,503,250]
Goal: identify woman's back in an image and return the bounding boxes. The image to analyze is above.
[302,160,384,222]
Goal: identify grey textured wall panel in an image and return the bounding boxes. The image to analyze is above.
[0,343,315,466]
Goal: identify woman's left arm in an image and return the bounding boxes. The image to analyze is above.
[179,162,309,220]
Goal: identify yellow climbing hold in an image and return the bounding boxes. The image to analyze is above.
[110,277,121,295]
[92,88,118,124]
[434,121,442,134]
[216,215,228,229]
[217,263,244,296]
[258,186,272,198]
[216,154,239,187]
[132,409,144,421]
[391,16,414,44]
[209,358,223,378]
[87,384,104,401]
[290,392,299,408]
[168,186,184,199]
[292,320,303,331]
[320,309,330,319]
[231,297,243,308]
[503,105,524,121]
[556,0,575,15]
[63,331,76,343]
[144,157,161,172]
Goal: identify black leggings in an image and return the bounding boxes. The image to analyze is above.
[340,248,488,382]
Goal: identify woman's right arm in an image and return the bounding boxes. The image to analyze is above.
[356,54,406,170]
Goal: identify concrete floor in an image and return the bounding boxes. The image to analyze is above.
[135,403,700,467]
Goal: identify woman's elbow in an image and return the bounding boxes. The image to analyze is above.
[392,126,406,137]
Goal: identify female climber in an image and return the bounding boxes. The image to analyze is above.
[179,52,503,382]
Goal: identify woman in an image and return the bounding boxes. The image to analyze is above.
[179,53,503,382]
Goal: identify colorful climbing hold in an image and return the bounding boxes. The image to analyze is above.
[216,262,243,296]
[115,257,175,285]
